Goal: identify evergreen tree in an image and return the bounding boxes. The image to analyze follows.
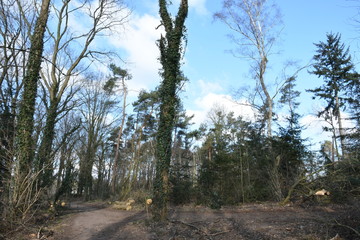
[275,76,309,200]
[308,33,359,156]
[169,109,197,205]
[106,64,131,196]
[197,109,271,206]
[346,58,360,159]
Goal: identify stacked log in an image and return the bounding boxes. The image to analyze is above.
[112,199,135,210]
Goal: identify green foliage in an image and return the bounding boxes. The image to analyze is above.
[196,103,311,205]
[168,108,197,205]
[104,64,131,95]
[279,76,300,110]
[308,33,359,118]
[170,163,193,205]
[196,110,270,206]
[133,90,160,140]
[306,33,360,201]
[273,113,309,197]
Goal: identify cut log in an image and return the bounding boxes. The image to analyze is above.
[112,199,135,210]
[315,189,330,196]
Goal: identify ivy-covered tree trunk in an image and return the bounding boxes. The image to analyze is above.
[153,0,188,221]
[37,96,59,188]
[15,0,51,178]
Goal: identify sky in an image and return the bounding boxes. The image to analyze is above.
[100,0,360,147]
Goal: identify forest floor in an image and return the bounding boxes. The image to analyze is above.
[6,200,360,240]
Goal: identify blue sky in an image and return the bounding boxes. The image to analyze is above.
[105,0,360,146]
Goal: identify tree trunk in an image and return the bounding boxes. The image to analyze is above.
[335,95,346,157]
[15,0,51,175]
[55,143,67,196]
[270,157,283,201]
[111,78,128,195]
[37,97,59,188]
[153,0,188,221]
[258,56,272,138]
[12,0,51,219]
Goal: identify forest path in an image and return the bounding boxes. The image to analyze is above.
[51,201,151,240]
[47,201,359,240]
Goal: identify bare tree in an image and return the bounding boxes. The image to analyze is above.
[53,113,81,202]
[121,92,158,198]
[77,76,117,200]
[215,0,287,201]
[11,0,51,220]
[0,0,36,216]
[214,0,282,138]
[36,0,131,188]
[109,65,131,196]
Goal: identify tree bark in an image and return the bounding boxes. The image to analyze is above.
[111,78,128,195]
[335,94,346,157]
[37,97,59,188]
[16,0,51,175]
[258,56,272,137]
[153,0,188,221]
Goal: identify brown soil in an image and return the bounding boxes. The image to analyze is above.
[9,201,360,240]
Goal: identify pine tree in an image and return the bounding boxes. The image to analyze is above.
[308,33,359,156]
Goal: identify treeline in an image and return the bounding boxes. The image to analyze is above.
[1,0,360,230]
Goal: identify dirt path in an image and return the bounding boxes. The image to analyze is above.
[47,202,360,240]
[51,202,151,240]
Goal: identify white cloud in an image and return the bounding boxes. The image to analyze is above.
[172,0,209,15]
[67,0,209,99]
[187,93,257,126]
[189,0,209,15]
[300,112,356,150]
[197,79,224,95]
[107,13,163,96]
[300,114,331,144]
